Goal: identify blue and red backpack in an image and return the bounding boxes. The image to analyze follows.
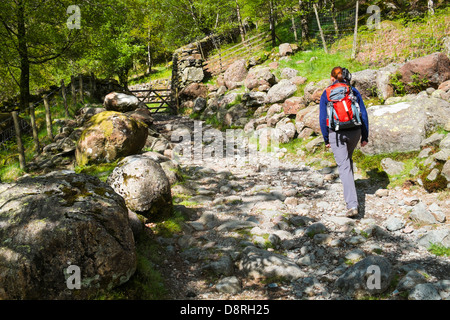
[326,82,362,131]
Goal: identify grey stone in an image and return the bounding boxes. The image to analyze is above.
[362,97,450,155]
[216,276,242,294]
[305,223,328,238]
[381,158,405,176]
[239,246,306,280]
[417,228,450,248]
[345,249,366,262]
[217,220,257,232]
[420,133,444,147]
[429,203,446,223]
[335,255,393,298]
[266,79,298,104]
[432,148,450,162]
[385,217,406,232]
[280,68,299,79]
[409,202,438,224]
[408,283,442,300]
[440,135,450,149]
[205,255,234,276]
[396,271,427,292]
[107,155,172,218]
[0,173,136,299]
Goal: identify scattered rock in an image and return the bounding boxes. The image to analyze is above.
[239,246,306,281]
[335,255,393,298]
[216,276,242,294]
[107,155,172,218]
[408,283,442,300]
[104,92,141,113]
[409,202,438,225]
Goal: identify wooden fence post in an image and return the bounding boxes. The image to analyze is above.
[71,75,77,105]
[43,96,53,141]
[29,103,41,154]
[61,79,69,118]
[313,4,328,54]
[79,74,84,103]
[351,1,360,60]
[11,111,26,170]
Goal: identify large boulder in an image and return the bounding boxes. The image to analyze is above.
[350,69,379,99]
[104,92,141,113]
[294,104,321,135]
[107,155,173,218]
[75,111,148,166]
[241,91,267,107]
[239,246,305,280]
[279,43,298,57]
[396,52,450,92]
[179,82,208,100]
[283,96,306,115]
[304,79,331,104]
[181,67,204,83]
[0,172,137,299]
[335,255,393,298]
[224,59,248,90]
[266,79,298,104]
[125,107,154,127]
[376,63,403,101]
[244,67,276,90]
[362,97,450,155]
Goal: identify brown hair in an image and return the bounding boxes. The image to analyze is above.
[331,67,344,82]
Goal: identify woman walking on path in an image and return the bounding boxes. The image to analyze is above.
[319,67,369,217]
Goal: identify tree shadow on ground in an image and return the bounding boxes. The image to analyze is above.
[355,168,390,220]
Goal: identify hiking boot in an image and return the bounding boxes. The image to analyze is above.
[346,207,359,218]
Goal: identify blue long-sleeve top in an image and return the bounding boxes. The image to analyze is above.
[319,81,369,145]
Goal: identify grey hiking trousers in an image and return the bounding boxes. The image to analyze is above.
[329,128,361,210]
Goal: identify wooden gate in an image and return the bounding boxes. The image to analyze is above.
[129,85,176,114]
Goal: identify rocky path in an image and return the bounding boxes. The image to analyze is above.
[151,114,450,300]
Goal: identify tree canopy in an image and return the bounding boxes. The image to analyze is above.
[0,0,447,107]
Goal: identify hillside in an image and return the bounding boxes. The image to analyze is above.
[0,0,449,303]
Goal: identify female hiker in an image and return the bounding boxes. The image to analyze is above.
[319,66,369,217]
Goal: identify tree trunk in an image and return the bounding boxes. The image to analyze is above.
[331,0,339,38]
[17,0,30,110]
[147,27,152,75]
[235,0,246,43]
[291,11,298,43]
[270,0,276,47]
[298,0,309,42]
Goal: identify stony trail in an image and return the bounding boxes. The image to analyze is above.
[150,114,450,300]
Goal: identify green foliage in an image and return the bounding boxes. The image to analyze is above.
[428,243,450,257]
[100,232,169,300]
[420,162,448,193]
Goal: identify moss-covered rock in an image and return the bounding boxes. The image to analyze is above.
[0,172,136,299]
[75,111,148,166]
[106,155,173,219]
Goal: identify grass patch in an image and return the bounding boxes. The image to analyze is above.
[428,243,450,257]
[74,160,121,182]
[150,208,186,238]
[352,150,421,188]
[274,48,370,90]
[0,94,89,182]
[98,232,169,300]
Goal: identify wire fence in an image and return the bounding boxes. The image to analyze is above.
[0,88,62,151]
[0,74,96,172]
[306,6,357,50]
